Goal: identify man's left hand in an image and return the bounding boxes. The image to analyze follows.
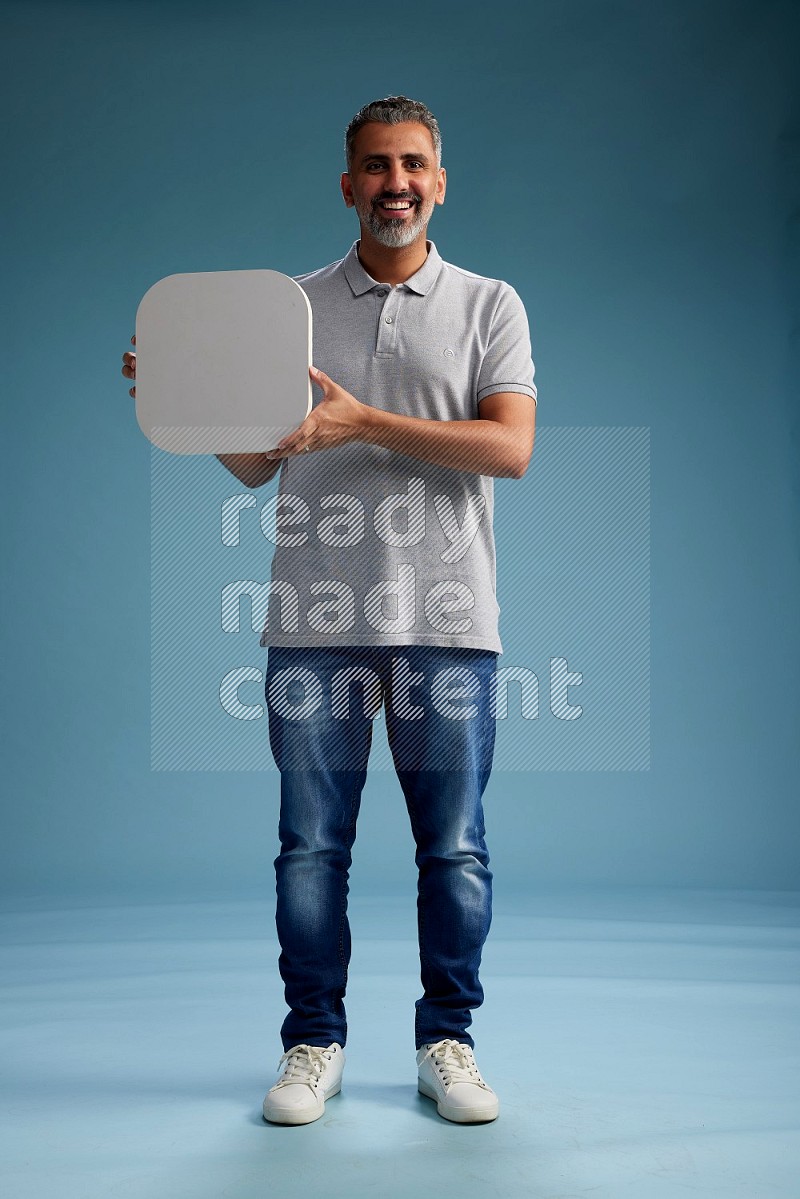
[264,366,372,458]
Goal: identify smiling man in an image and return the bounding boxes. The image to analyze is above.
[252,96,538,1129]
[123,96,537,1127]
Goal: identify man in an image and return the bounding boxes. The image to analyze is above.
[122,96,536,1126]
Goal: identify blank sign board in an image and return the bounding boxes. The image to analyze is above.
[135,270,312,454]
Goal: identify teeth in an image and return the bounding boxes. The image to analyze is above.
[380,202,413,209]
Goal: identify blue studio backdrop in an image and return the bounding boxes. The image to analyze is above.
[2,0,798,901]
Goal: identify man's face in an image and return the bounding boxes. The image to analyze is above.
[341,120,446,249]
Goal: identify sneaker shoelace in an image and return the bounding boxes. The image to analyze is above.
[420,1038,490,1091]
[272,1043,332,1091]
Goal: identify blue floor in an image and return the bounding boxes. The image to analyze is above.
[1,887,798,1198]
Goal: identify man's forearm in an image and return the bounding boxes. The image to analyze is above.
[216,452,282,488]
[360,407,525,478]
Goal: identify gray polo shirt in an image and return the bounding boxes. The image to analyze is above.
[258,238,536,655]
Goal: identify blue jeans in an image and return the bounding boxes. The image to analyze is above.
[265,644,498,1052]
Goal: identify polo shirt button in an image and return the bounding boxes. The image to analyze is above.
[376,288,388,297]
[384,316,393,324]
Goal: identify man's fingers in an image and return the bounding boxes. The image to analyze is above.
[123,335,136,398]
[122,342,136,398]
[267,439,298,457]
[266,424,318,457]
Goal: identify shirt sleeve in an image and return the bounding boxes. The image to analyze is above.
[476,284,537,406]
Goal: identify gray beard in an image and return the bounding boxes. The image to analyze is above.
[355,196,435,248]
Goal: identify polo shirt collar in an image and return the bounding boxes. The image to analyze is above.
[343,239,443,296]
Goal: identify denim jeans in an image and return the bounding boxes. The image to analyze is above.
[264,643,498,1052]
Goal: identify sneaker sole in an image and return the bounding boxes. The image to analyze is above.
[417,1077,499,1123]
[262,1081,341,1126]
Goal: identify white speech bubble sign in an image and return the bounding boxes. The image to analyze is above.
[135,269,312,454]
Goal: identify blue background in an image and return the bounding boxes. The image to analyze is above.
[3,0,798,900]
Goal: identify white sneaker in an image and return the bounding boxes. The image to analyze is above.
[417,1039,499,1123]
[262,1042,345,1125]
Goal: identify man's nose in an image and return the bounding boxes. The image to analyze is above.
[386,165,410,193]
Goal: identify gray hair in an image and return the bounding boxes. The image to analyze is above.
[344,96,442,172]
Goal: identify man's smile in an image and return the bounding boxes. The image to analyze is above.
[376,197,418,216]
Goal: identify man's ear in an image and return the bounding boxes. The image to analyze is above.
[436,166,447,206]
[341,172,354,208]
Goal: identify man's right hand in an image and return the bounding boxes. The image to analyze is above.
[121,334,136,398]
